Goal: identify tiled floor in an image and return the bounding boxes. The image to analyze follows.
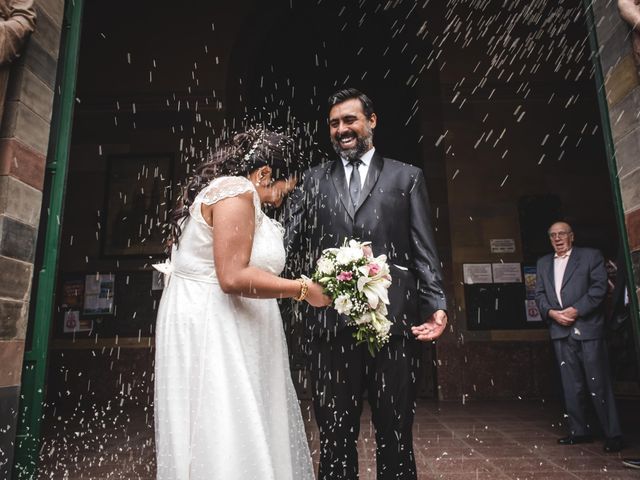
[37,399,639,479]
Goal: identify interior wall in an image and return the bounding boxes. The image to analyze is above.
[431,1,621,400]
[48,0,632,410]
[52,0,451,404]
[50,0,255,406]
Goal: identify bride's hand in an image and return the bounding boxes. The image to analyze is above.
[305,281,332,308]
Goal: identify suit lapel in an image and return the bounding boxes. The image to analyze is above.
[329,160,355,219]
[561,248,580,290]
[355,152,383,213]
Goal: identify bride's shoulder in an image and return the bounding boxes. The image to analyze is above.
[207,175,253,188]
[198,176,255,205]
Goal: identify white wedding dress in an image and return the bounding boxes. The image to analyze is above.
[154,176,314,480]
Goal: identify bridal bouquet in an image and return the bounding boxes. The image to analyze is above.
[311,239,392,355]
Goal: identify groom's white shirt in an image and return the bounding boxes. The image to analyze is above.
[341,147,375,188]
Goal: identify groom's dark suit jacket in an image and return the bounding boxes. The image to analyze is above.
[286,152,447,338]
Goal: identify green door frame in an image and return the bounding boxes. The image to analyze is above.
[582,0,640,374]
[12,0,84,477]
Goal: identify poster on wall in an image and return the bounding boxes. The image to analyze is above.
[523,266,537,298]
[83,274,115,315]
[490,238,516,253]
[523,266,542,322]
[492,263,522,283]
[63,310,93,332]
[61,277,84,309]
[525,300,542,322]
[463,264,493,284]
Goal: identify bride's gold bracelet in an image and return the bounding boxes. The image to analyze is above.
[294,278,308,302]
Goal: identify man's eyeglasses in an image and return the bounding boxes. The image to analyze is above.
[549,231,571,239]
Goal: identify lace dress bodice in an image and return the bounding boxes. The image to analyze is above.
[170,176,286,281]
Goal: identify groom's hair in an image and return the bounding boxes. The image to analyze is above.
[328,88,375,119]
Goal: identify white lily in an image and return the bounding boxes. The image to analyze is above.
[357,275,391,309]
[357,255,391,309]
[356,309,392,336]
[334,294,353,315]
[372,314,392,336]
[376,301,388,317]
[358,255,390,278]
[354,310,374,325]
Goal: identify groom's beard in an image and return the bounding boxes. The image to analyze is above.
[331,127,373,160]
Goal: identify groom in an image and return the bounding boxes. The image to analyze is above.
[285,88,448,480]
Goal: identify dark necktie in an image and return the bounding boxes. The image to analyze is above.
[348,159,362,207]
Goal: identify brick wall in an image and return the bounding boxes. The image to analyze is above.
[0,0,64,477]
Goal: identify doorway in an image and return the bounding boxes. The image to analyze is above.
[17,0,639,476]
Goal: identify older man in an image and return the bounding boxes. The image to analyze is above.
[535,221,623,452]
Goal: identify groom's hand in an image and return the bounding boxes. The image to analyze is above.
[411,310,448,342]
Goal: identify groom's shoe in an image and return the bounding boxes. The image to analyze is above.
[603,436,624,453]
[557,435,593,445]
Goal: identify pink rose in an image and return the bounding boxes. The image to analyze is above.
[337,271,353,281]
[368,263,380,276]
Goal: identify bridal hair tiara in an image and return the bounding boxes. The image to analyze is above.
[242,130,266,163]
[203,127,292,179]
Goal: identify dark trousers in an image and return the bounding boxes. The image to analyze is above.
[553,336,622,438]
[308,328,420,480]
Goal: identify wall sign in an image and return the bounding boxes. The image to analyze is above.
[63,310,92,332]
[83,274,115,315]
[492,263,522,283]
[463,263,493,284]
[490,238,516,253]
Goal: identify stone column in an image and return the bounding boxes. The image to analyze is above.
[0,0,63,477]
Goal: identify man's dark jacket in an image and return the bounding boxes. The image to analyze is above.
[285,151,447,338]
[535,246,608,340]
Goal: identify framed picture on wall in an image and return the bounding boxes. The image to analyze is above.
[102,154,173,257]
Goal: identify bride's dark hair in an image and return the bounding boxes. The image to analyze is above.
[170,127,296,246]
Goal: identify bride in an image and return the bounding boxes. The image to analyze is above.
[154,128,329,479]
